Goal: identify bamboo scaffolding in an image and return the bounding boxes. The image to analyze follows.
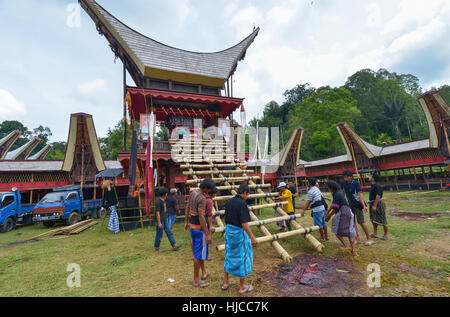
[186,176,260,185]
[213,192,279,202]
[190,184,271,192]
[212,166,292,263]
[216,226,320,251]
[181,163,246,169]
[213,202,288,217]
[215,213,304,233]
[237,167,324,252]
[183,170,254,176]
[169,139,226,144]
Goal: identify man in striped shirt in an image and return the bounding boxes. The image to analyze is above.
[302,178,328,242]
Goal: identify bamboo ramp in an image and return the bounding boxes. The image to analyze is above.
[181,153,323,263]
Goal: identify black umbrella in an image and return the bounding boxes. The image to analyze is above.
[95,169,124,179]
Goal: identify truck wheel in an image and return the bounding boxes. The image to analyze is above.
[43,221,56,228]
[1,217,15,233]
[67,212,81,226]
[97,207,107,219]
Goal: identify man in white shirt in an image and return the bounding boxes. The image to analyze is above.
[302,178,328,242]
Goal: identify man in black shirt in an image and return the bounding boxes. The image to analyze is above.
[223,184,258,295]
[288,180,298,211]
[154,187,181,252]
[166,189,179,230]
[369,173,388,240]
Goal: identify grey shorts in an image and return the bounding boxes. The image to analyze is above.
[351,207,365,224]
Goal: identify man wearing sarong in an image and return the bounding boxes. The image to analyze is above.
[341,170,375,246]
[368,172,388,240]
[326,180,359,257]
[185,178,216,288]
[222,184,258,295]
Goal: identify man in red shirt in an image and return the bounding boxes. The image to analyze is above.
[184,178,216,288]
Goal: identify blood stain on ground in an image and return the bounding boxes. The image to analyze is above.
[259,254,366,297]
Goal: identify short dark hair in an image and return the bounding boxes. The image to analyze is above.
[343,170,353,177]
[326,180,340,192]
[237,184,250,195]
[200,178,216,190]
[210,187,218,195]
[372,172,381,182]
[157,187,169,197]
[308,178,317,186]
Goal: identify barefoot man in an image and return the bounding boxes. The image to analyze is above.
[185,178,216,288]
[222,184,258,295]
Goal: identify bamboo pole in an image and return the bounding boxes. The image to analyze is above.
[181,163,245,169]
[213,192,279,202]
[183,170,254,176]
[215,213,305,233]
[217,226,320,251]
[190,183,271,192]
[238,167,324,252]
[212,166,292,263]
[186,176,260,185]
[213,202,288,216]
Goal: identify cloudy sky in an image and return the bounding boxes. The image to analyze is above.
[0,0,449,142]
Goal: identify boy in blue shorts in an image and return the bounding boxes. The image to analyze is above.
[301,178,328,242]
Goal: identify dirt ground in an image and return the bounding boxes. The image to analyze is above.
[0,190,449,297]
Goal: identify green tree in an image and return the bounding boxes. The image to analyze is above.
[345,68,426,143]
[46,141,67,160]
[375,78,411,142]
[288,87,361,160]
[437,85,450,103]
[375,133,396,146]
[0,120,32,151]
[32,125,53,153]
[100,120,126,160]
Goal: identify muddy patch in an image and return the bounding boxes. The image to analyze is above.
[259,254,365,297]
[391,211,449,221]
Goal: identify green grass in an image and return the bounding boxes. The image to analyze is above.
[0,191,449,297]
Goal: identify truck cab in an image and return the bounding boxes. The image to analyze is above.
[33,185,103,227]
[0,188,35,233]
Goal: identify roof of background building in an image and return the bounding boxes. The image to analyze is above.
[0,160,122,172]
[80,0,260,87]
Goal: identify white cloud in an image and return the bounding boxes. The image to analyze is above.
[382,0,446,35]
[388,20,446,55]
[77,79,108,96]
[0,89,27,120]
[366,3,381,28]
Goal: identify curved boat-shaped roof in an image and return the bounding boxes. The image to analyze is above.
[0,130,22,160]
[80,0,260,87]
[5,137,41,161]
[28,144,52,161]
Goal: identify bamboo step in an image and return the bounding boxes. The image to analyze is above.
[213,192,279,202]
[186,176,260,185]
[215,213,305,233]
[213,202,287,216]
[183,170,254,176]
[190,183,271,192]
[216,226,320,251]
